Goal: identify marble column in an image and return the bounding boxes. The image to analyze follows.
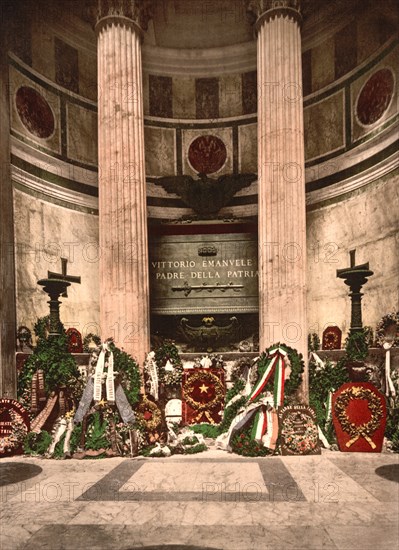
[249,0,308,396]
[96,0,152,364]
[0,10,17,398]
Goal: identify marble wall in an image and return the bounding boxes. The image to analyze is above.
[13,189,100,340]
[306,169,399,340]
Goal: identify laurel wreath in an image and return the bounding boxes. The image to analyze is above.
[136,397,162,432]
[323,330,340,350]
[182,370,224,412]
[0,409,28,454]
[376,311,399,347]
[334,387,382,443]
[83,333,102,352]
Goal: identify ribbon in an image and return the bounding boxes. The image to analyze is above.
[318,426,331,449]
[216,394,275,452]
[309,351,325,371]
[115,383,135,424]
[145,352,159,401]
[46,416,76,457]
[47,418,67,456]
[248,347,287,407]
[31,392,58,433]
[383,343,396,397]
[93,344,106,402]
[63,417,74,455]
[194,410,216,424]
[73,378,135,425]
[325,391,333,424]
[93,342,116,402]
[74,377,94,424]
[31,372,38,414]
[106,349,115,402]
[251,407,267,442]
[346,433,376,449]
[262,408,279,450]
[250,403,279,450]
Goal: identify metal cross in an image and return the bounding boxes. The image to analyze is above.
[48,258,81,297]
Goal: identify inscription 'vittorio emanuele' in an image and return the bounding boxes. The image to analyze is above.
[151,259,254,269]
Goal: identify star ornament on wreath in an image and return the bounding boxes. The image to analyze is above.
[182,370,224,412]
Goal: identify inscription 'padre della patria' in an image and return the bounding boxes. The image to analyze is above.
[149,233,259,315]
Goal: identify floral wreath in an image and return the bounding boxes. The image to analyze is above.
[323,329,340,350]
[136,397,162,432]
[376,311,399,347]
[281,411,319,454]
[183,370,224,412]
[334,386,383,448]
[0,409,28,454]
[83,333,102,352]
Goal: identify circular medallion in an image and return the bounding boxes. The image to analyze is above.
[356,68,394,126]
[188,135,227,174]
[15,86,55,139]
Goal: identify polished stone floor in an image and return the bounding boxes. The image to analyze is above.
[0,450,398,550]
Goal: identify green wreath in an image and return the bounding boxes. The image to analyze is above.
[256,342,304,402]
[136,397,162,431]
[83,333,102,352]
[376,311,399,347]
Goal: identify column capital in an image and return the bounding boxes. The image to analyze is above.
[86,0,154,36]
[246,0,302,29]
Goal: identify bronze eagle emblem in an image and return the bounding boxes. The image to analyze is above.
[154,173,257,216]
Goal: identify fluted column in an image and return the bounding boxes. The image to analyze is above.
[0,8,17,397]
[249,0,308,397]
[96,0,152,364]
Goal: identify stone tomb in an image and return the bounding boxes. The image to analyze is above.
[149,224,259,350]
[149,225,259,316]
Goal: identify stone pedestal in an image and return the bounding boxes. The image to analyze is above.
[250,0,308,396]
[96,1,152,364]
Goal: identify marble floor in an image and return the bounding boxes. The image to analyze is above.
[0,450,398,550]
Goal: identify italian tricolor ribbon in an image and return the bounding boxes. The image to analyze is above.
[248,347,287,407]
[251,405,279,450]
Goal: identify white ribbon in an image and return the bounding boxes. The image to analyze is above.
[63,417,74,454]
[309,351,326,371]
[318,426,331,449]
[93,344,106,402]
[383,343,396,397]
[146,351,159,401]
[47,416,74,457]
[106,349,115,402]
[93,343,115,402]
